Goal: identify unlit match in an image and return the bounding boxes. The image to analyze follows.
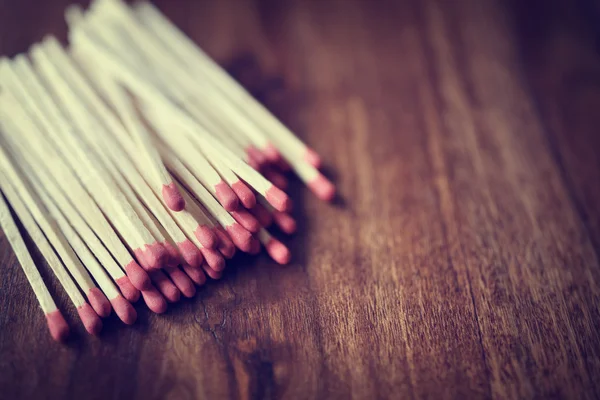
[0,0,336,341]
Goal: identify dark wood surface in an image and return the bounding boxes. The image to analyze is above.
[1,0,600,399]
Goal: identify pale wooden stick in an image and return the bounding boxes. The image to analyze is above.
[29,171,137,325]
[134,2,336,201]
[0,162,102,336]
[84,2,264,163]
[133,2,317,161]
[30,41,168,271]
[142,107,239,212]
[0,109,112,319]
[68,29,293,211]
[0,190,69,342]
[158,143,256,253]
[47,50,215,265]
[0,63,138,294]
[0,58,151,291]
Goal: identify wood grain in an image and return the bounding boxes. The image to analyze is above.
[1,0,599,399]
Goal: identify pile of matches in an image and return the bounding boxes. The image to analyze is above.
[0,0,335,342]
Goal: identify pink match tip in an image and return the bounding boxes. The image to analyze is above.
[88,288,111,318]
[200,248,226,272]
[273,211,297,234]
[125,261,152,291]
[231,209,261,233]
[226,223,253,252]
[308,174,336,202]
[77,303,103,336]
[251,203,273,227]
[215,181,239,211]
[231,181,256,209]
[194,225,217,249]
[249,237,261,255]
[265,238,291,265]
[246,145,268,167]
[149,270,181,303]
[162,182,185,211]
[161,241,182,267]
[263,143,291,171]
[214,227,236,259]
[140,243,170,270]
[264,167,288,190]
[177,239,204,268]
[110,295,137,325]
[45,310,70,342]
[265,186,292,212]
[182,263,207,286]
[165,266,196,298]
[203,264,223,280]
[116,276,140,303]
[141,287,168,314]
[303,147,322,169]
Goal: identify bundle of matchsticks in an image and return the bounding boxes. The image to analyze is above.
[0,0,335,342]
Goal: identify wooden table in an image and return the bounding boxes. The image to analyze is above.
[1,0,599,398]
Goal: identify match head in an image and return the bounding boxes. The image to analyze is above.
[203,264,223,280]
[116,276,141,303]
[215,181,239,211]
[308,174,336,202]
[214,227,236,259]
[231,181,256,209]
[177,239,204,269]
[165,266,196,298]
[194,224,217,249]
[200,248,226,272]
[265,238,291,265]
[265,186,292,212]
[246,145,268,167]
[248,237,261,255]
[263,167,288,190]
[273,211,297,234]
[162,182,186,211]
[77,303,103,336]
[182,264,207,286]
[87,288,112,318]
[231,209,261,233]
[141,287,168,314]
[162,241,182,267]
[140,242,170,270]
[110,295,137,325]
[124,260,152,291]
[304,147,322,169]
[149,270,181,303]
[263,142,291,171]
[45,310,70,342]
[225,222,253,252]
[251,203,273,227]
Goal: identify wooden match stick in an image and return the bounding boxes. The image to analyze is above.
[0,108,113,319]
[0,191,69,342]
[68,29,293,212]
[1,58,151,291]
[0,167,102,336]
[133,1,336,200]
[30,41,169,271]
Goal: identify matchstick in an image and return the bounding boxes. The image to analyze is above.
[0,169,102,336]
[0,191,70,342]
[133,1,323,168]
[0,112,112,319]
[30,42,169,271]
[0,58,152,291]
